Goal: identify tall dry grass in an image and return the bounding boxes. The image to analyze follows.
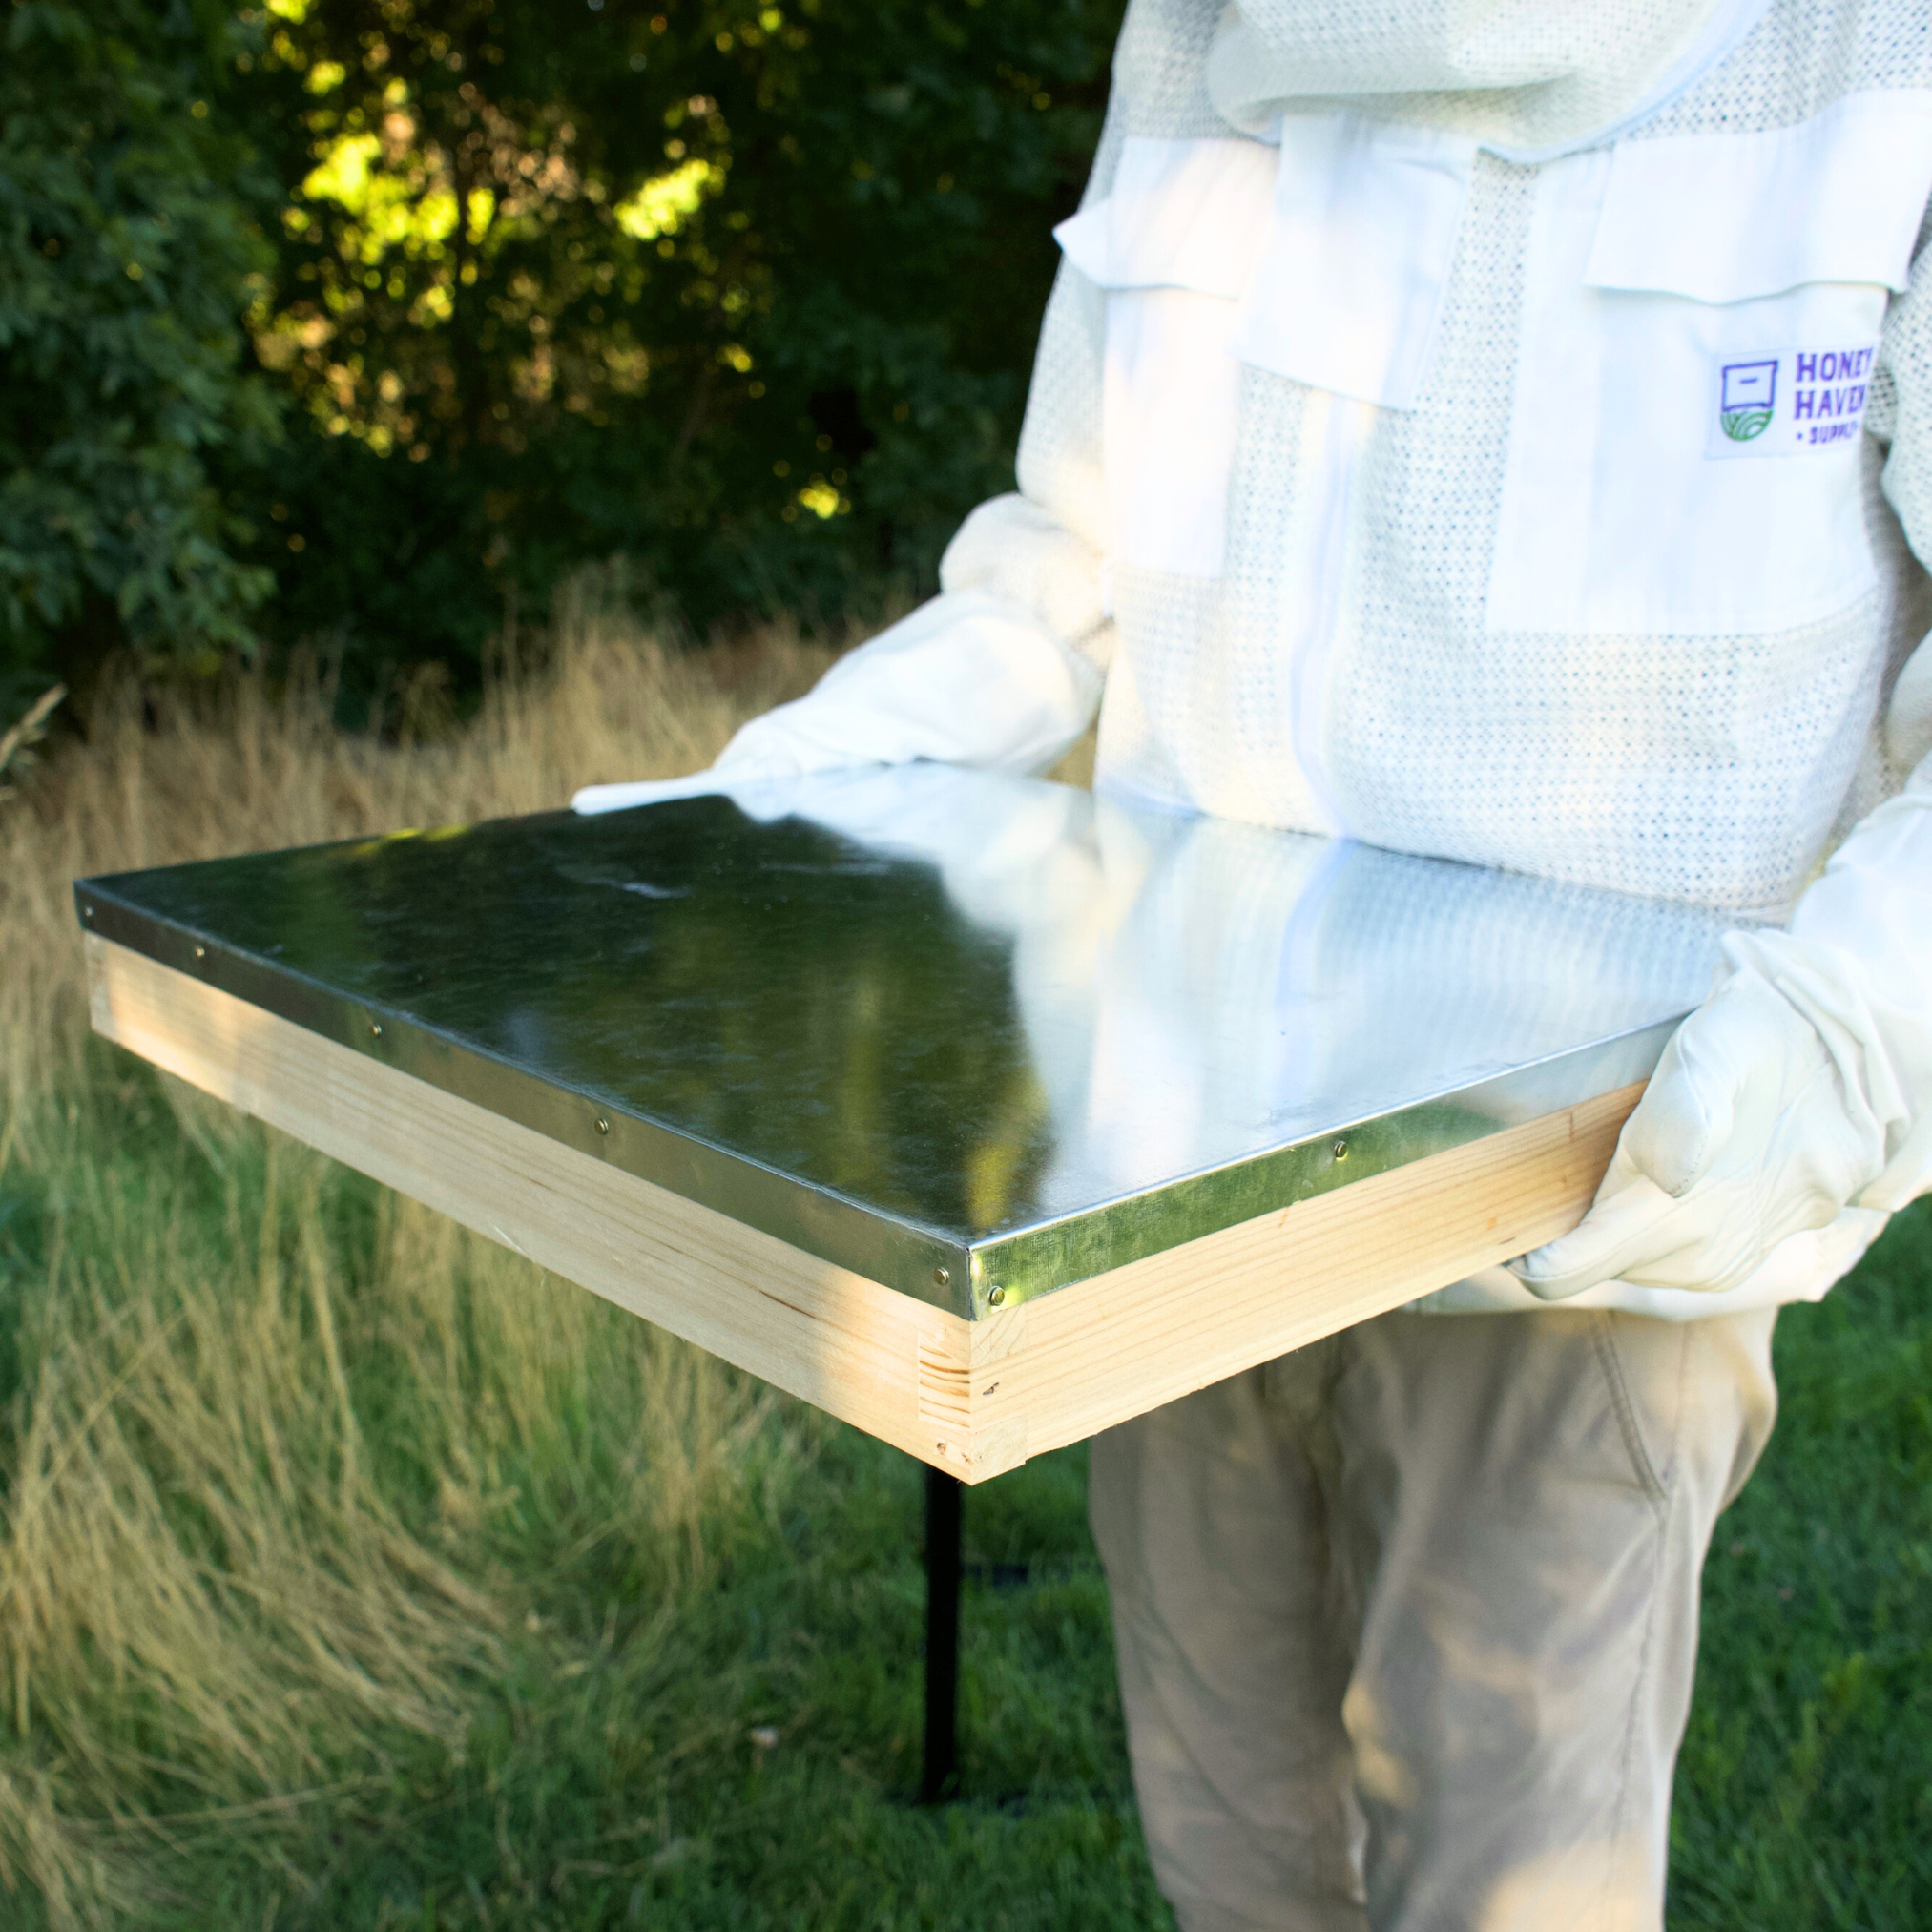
[0,592,847,1926]
[3,576,841,1132]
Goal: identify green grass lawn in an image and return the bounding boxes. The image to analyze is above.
[232,1438,1165,1932]
[1670,1211,1932,1928]
[2,1045,1928,1929]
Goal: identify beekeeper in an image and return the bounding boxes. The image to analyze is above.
[578,0,1932,1922]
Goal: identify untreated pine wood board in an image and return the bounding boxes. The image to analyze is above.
[86,936,1638,1485]
[85,935,946,1466]
[961,1081,1641,1476]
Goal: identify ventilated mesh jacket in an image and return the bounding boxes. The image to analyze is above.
[941,0,1932,919]
[708,0,1932,1316]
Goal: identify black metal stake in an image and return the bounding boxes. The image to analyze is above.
[920,1463,964,1803]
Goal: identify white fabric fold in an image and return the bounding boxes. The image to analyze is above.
[1052,135,1278,299]
[940,492,1116,670]
[1586,89,1932,303]
[1232,112,1474,409]
[1055,117,1476,584]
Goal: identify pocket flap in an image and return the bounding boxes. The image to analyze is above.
[1054,135,1278,298]
[1587,90,1932,304]
[1231,112,1475,411]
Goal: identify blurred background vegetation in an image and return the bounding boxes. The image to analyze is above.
[1,0,1122,718]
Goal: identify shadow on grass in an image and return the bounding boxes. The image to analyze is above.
[162,1432,1173,1932]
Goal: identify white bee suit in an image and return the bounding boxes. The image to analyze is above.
[576,0,1932,1327]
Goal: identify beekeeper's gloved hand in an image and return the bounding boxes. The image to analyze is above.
[1511,940,1894,1298]
[1514,760,1932,1300]
[572,587,1099,817]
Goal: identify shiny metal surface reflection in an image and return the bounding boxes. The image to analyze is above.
[74,765,1735,1316]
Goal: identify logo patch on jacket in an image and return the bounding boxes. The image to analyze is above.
[1708,344,1876,459]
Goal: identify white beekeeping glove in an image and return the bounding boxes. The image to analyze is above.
[574,492,1112,818]
[572,588,1098,816]
[1513,756,1932,1300]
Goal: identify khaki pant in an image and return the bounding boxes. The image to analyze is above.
[1089,1307,1778,1932]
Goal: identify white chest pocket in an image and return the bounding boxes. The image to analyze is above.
[1056,137,1276,581]
[1057,120,1475,581]
[1487,92,1932,639]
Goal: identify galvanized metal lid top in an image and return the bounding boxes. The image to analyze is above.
[76,765,1732,1315]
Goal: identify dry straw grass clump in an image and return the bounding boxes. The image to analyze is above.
[0,591,845,1925]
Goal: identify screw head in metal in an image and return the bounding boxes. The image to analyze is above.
[369,1022,383,1037]
[933,1265,950,1288]
[1333,1138,1348,1160]
[988,1285,1007,1307]
[594,1116,610,1135]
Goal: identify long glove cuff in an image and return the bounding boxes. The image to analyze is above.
[1745,761,1932,1211]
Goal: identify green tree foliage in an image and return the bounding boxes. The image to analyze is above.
[2,0,1121,693]
[0,0,278,699]
[238,0,1120,675]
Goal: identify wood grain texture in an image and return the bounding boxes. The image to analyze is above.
[86,934,961,1466]
[87,936,1637,1484]
[957,1080,1642,1479]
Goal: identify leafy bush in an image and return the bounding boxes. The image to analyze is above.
[4,0,1124,697]
[0,0,278,704]
[241,0,1120,675]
